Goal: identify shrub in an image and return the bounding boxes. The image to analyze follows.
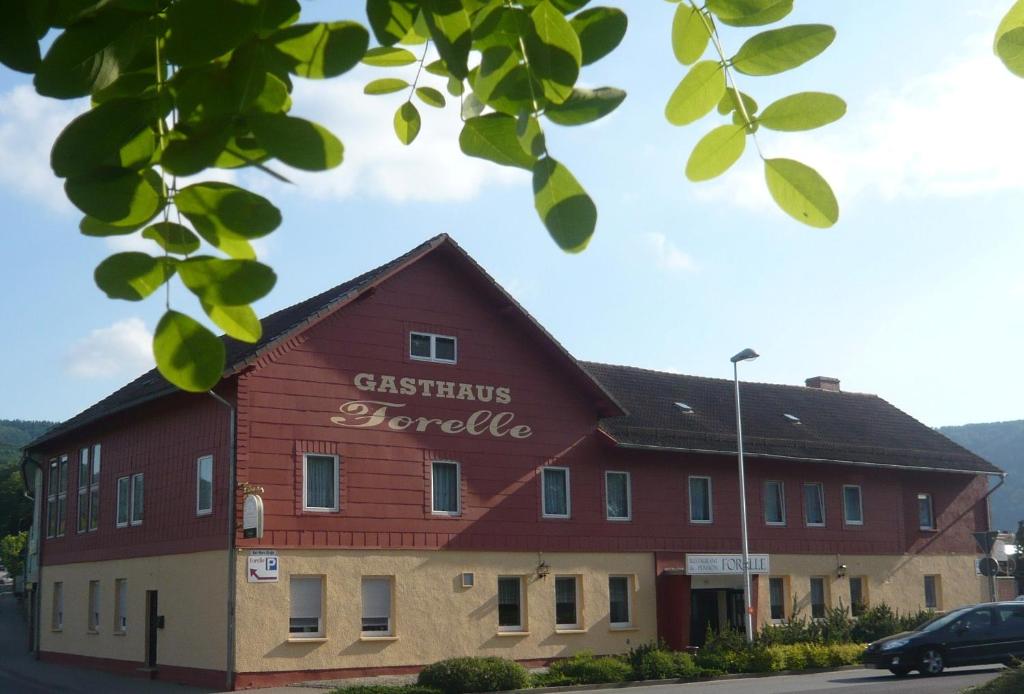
[334,687,441,694]
[963,661,1024,693]
[547,651,632,684]
[634,649,678,680]
[417,657,529,694]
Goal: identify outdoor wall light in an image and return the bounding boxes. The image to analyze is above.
[535,553,550,579]
[837,564,848,578]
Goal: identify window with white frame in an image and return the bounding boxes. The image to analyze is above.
[47,456,68,538]
[809,577,827,619]
[303,454,339,512]
[289,576,324,637]
[77,448,89,533]
[130,473,144,525]
[52,582,63,630]
[90,445,100,530]
[77,445,101,533]
[497,576,524,631]
[608,575,632,628]
[196,455,213,516]
[688,476,712,523]
[924,574,941,609]
[769,577,786,621]
[917,493,935,530]
[555,575,580,629]
[803,483,825,526]
[605,471,631,521]
[431,461,460,515]
[88,580,100,632]
[541,466,570,518]
[46,460,58,538]
[842,485,863,525]
[116,476,130,527]
[361,577,393,636]
[409,331,457,364]
[764,480,785,525]
[115,579,127,633]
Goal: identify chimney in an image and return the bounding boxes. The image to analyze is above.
[805,376,840,392]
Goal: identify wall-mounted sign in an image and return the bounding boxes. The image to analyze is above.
[686,554,770,575]
[242,494,264,540]
[247,552,278,583]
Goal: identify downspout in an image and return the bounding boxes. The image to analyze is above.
[19,453,42,657]
[983,473,1007,603]
[209,391,237,691]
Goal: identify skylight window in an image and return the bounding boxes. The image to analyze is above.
[674,402,694,414]
[783,413,801,424]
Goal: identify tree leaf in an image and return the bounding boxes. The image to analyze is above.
[570,6,628,66]
[459,113,536,169]
[516,113,546,158]
[672,4,710,66]
[461,91,486,119]
[763,158,838,228]
[364,78,410,95]
[366,0,419,47]
[161,122,233,177]
[177,256,277,306]
[471,46,533,116]
[524,0,583,105]
[165,0,260,67]
[175,182,282,245]
[51,97,160,179]
[94,252,175,301]
[394,101,422,145]
[532,157,596,253]
[80,216,144,237]
[757,92,846,131]
[996,27,1024,78]
[201,301,262,343]
[416,86,446,108]
[995,0,1024,45]
[362,46,418,67]
[446,76,464,96]
[142,222,201,255]
[65,167,165,226]
[545,86,626,126]
[249,113,344,170]
[0,1,41,73]
[272,21,370,77]
[686,124,746,181]
[154,310,226,392]
[706,0,793,28]
[732,24,836,76]
[665,60,726,126]
[422,0,472,80]
[717,89,758,116]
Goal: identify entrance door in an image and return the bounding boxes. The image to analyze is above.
[726,590,745,632]
[690,590,719,646]
[145,590,158,668]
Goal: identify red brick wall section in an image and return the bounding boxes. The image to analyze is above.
[39,650,225,689]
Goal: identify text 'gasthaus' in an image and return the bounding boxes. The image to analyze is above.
[354,372,511,404]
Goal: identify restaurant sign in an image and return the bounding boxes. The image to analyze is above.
[686,554,770,575]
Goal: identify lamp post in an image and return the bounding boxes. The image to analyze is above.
[731,348,759,643]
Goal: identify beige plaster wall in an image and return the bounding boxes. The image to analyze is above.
[39,550,227,670]
[233,550,657,673]
[755,553,982,630]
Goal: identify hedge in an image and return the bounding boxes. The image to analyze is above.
[416,656,530,694]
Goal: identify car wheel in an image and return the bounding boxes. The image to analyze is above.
[888,666,910,677]
[918,648,945,676]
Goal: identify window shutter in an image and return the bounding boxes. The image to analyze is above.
[290,577,322,619]
[362,578,391,619]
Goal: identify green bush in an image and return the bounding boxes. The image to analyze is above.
[547,651,632,684]
[634,649,678,680]
[333,687,441,694]
[963,661,1024,693]
[417,657,529,694]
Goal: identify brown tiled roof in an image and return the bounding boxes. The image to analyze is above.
[582,362,1001,475]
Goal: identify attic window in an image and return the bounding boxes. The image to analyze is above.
[410,332,457,364]
[783,413,801,424]
[674,402,694,414]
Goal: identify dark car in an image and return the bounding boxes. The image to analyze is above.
[863,601,1024,676]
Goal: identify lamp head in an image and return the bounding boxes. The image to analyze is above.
[731,348,760,364]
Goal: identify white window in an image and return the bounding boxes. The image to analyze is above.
[497,576,524,632]
[115,579,127,633]
[409,331,457,364]
[361,577,393,636]
[116,476,130,528]
[289,576,324,637]
[918,493,935,530]
[130,473,144,525]
[688,476,712,523]
[90,445,100,531]
[803,483,825,526]
[541,467,570,518]
[47,456,68,538]
[46,460,58,538]
[605,471,631,521]
[88,580,100,632]
[303,454,339,512]
[810,577,827,619]
[764,480,785,525]
[555,575,580,629]
[52,582,63,630]
[77,448,89,533]
[924,575,941,609]
[609,575,633,628]
[769,577,786,621]
[196,455,213,516]
[431,461,460,515]
[842,485,863,525]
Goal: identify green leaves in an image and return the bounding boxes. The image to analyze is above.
[416,86,446,108]
[362,46,418,67]
[177,257,277,306]
[459,114,536,169]
[995,1,1024,77]
[202,302,263,343]
[764,158,838,228]
[757,92,846,131]
[707,0,793,28]
[732,24,836,76]
[533,157,596,253]
[272,21,370,78]
[165,0,260,67]
[249,114,344,171]
[143,222,201,255]
[524,0,583,105]
[51,97,160,178]
[421,0,472,80]
[672,4,710,65]
[364,78,409,94]
[154,310,226,392]
[175,182,281,257]
[394,102,422,145]
[686,124,746,181]
[570,7,628,66]
[65,168,165,227]
[665,61,726,125]
[94,253,175,301]
[545,87,626,126]
[34,10,143,98]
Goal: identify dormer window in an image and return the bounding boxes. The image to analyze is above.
[783,413,801,424]
[674,402,694,414]
[410,331,457,364]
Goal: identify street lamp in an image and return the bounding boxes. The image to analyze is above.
[731,347,759,643]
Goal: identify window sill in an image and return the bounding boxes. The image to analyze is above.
[609,625,638,632]
[431,512,461,518]
[541,516,571,520]
[689,520,713,525]
[113,631,126,637]
[51,628,62,633]
[919,527,938,533]
[287,637,328,643]
[495,631,529,637]
[606,517,631,523]
[555,628,586,634]
[87,629,99,635]
[360,635,399,642]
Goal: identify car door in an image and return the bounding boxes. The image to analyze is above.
[995,605,1024,660]
[945,607,996,665]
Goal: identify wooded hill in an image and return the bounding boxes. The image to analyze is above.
[939,420,1024,533]
[0,419,54,535]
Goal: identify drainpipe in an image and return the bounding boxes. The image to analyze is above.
[19,454,42,657]
[209,391,237,691]
[983,473,1007,602]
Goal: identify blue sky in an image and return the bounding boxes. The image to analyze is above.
[1,1,1022,428]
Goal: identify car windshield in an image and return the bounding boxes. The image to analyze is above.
[919,607,972,633]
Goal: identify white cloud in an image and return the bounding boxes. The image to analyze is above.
[65,318,154,379]
[645,232,696,272]
[0,86,86,213]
